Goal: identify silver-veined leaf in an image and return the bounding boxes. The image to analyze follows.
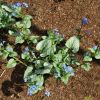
[7,59,17,68]
[65,36,80,53]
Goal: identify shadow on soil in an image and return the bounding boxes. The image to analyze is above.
[1,65,26,98]
[30,24,47,36]
[53,0,65,3]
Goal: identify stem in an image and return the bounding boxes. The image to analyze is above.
[13,57,27,67]
[0,70,6,78]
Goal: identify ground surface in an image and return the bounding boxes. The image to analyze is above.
[0,0,100,100]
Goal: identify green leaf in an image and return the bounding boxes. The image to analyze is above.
[36,40,45,51]
[24,66,33,82]
[81,63,90,71]
[29,36,39,44]
[21,52,31,61]
[8,30,19,36]
[53,63,61,78]
[23,15,32,28]
[65,36,80,53]
[71,60,80,66]
[35,75,44,88]
[1,5,12,12]
[6,44,13,52]
[46,45,56,55]
[43,62,50,67]
[61,74,70,84]
[88,48,95,53]
[83,56,92,62]
[53,53,62,63]
[42,36,47,39]
[35,68,51,75]
[16,22,23,28]
[22,29,31,35]
[37,39,56,56]
[16,36,24,44]
[95,50,100,59]
[2,50,9,59]
[9,51,18,57]
[7,59,17,68]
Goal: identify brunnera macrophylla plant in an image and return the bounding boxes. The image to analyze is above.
[0,1,100,96]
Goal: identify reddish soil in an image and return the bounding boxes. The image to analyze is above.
[0,0,100,100]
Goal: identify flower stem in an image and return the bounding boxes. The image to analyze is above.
[0,70,6,78]
[13,57,27,67]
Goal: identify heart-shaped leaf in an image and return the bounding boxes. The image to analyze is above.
[83,56,92,62]
[61,74,70,84]
[7,59,17,68]
[81,63,90,71]
[65,36,80,53]
[16,36,24,44]
[95,50,100,59]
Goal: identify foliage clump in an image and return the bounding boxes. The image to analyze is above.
[0,1,100,95]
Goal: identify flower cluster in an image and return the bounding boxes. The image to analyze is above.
[92,45,98,50]
[63,64,74,76]
[82,17,88,25]
[13,2,28,8]
[27,85,37,96]
[53,28,59,35]
[22,46,29,53]
[44,90,51,97]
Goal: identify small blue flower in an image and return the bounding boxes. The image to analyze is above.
[44,90,51,97]
[23,46,29,53]
[63,64,74,76]
[53,28,59,35]
[82,17,88,25]
[22,2,28,8]
[14,2,22,7]
[27,85,37,96]
[93,45,98,50]
[25,46,29,52]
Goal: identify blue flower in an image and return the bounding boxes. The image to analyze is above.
[25,46,29,52]
[27,85,37,96]
[22,2,28,8]
[14,2,22,7]
[44,90,51,97]
[82,17,88,25]
[23,46,29,53]
[93,45,98,50]
[53,28,59,35]
[63,64,74,76]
